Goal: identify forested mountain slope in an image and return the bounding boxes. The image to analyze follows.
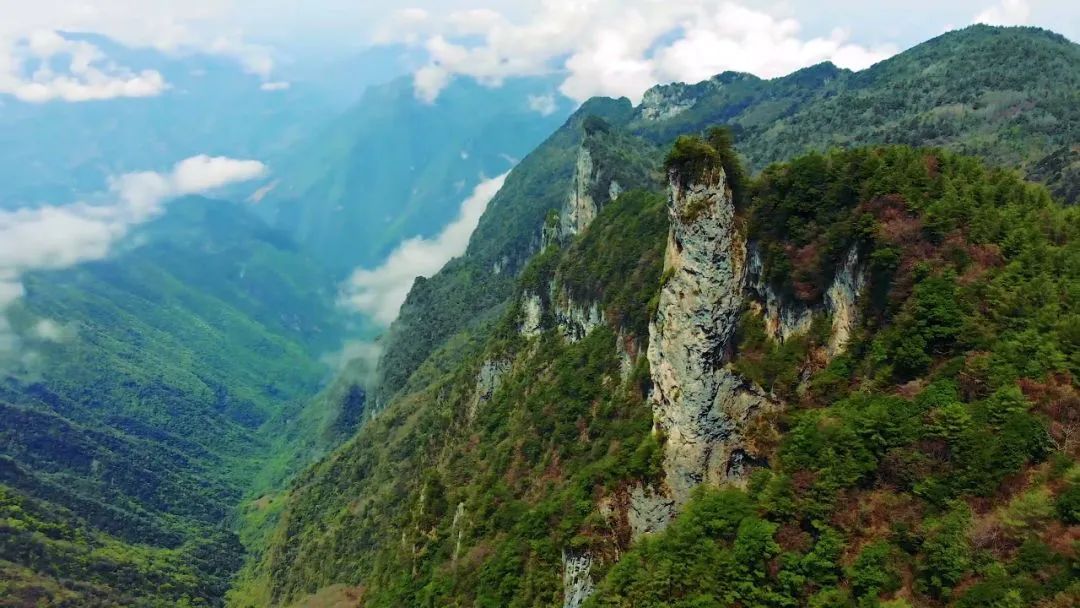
[371,25,1080,411]
[256,136,1078,608]
[0,200,347,606]
[251,25,1079,608]
[630,25,1080,202]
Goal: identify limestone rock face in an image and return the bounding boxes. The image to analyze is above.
[559,140,623,239]
[825,247,866,357]
[555,297,604,343]
[647,169,779,509]
[746,244,867,354]
[638,82,706,122]
[561,145,599,238]
[468,358,510,421]
[520,292,544,337]
[746,248,815,342]
[561,550,595,608]
[628,485,675,537]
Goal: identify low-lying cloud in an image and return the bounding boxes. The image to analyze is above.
[0,30,167,102]
[342,172,509,325]
[0,155,267,352]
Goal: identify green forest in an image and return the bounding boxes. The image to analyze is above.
[251,133,1078,607]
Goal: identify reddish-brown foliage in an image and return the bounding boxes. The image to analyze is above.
[786,242,824,301]
[924,153,941,179]
[1020,373,1080,456]
[775,522,812,552]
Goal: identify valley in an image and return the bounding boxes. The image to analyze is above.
[0,17,1077,608]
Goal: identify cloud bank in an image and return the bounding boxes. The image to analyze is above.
[0,155,267,314]
[342,172,508,325]
[379,1,898,104]
[0,30,166,102]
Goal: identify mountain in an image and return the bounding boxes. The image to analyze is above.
[248,26,1080,608]
[0,33,399,208]
[255,76,573,273]
[628,25,1080,202]
[372,24,1080,407]
[0,199,349,606]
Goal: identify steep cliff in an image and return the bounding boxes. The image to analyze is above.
[647,165,777,510]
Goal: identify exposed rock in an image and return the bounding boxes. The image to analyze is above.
[647,169,779,508]
[518,284,605,343]
[562,550,595,608]
[561,145,599,238]
[467,359,510,421]
[745,245,866,353]
[616,330,637,382]
[555,296,604,342]
[520,292,544,337]
[746,247,814,342]
[559,139,625,239]
[608,180,623,202]
[627,484,675,537]
[451,502,466,565]
[638,82,706,122]
[824,247,866,357]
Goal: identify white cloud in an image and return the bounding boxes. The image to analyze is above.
[0,30,166,102]
[342,172,508,325]
[0,1,281,102]
[974,0,1031,26]
[170,155,268,194]
[372,7,434,45]
[260,80,291,91]
[321,340,382,381]
[0,155,267,315]
[30,319,74,342]
[527,92,558,116]
[382,1,898,104]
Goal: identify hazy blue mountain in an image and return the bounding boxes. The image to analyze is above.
[0,34,405,208]
[255,75,573,272]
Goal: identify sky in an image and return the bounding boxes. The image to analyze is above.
[0,0,1075,103]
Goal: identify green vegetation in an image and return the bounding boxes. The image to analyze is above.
[634,26,1080,204]
[261,76,573,274]
[0,200,350,605]
[9,23,1079,608]
[257,137,1079,607]
[733,310,831,399]
[239,183,668,607]
[664,127,748,222]
[0,485,236,606]
[584,145,1079,607]
[558,189,669,337]
[376,24,1079,421]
